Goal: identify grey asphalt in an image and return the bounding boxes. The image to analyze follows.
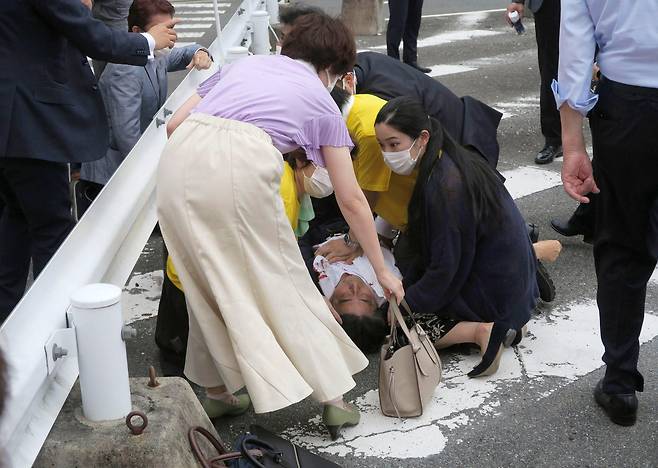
[125,1,658,466]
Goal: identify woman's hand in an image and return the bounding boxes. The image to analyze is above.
[314,238,363,264]
[377,269,404,304]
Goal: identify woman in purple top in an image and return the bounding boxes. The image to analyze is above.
[157,15,403,440]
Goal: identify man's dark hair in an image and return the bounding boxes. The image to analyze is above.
[279,3,325,26]
[340,307,388,354]
[128,0,175,31]
[281,14,356,76]
[330,86,351,112]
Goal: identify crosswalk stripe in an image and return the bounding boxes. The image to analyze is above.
[173,2,231,7]
[178,31,206,38]
[371,29,502,50]
[176,23,213,29]
[502,166,563,200]
[427,64,477,77]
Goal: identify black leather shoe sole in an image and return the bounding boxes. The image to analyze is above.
[536,261,556,302]
[550,219,584,237]
[594,380,638,426]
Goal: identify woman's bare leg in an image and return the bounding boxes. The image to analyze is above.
[435,321,493,353]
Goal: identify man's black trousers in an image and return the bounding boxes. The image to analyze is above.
[386,0,424,64]
[590,78,658,394]
[534,0,561,146]
[0,158,74,321]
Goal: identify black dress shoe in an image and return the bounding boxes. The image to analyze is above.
[405,62,432,73]
[550,217,586,237]
[594,379,638,426]
[526,222,539,243]
[536,260,556,302]
[534,144,563,165]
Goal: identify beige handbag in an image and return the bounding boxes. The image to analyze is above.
[378,300,442,418]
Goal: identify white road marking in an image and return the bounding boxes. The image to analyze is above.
[494,95,540,120]
[427,64,477,77]
[178,31,206,38]
[384,8,507,21]
[173,2,231,7]
[284,302,658,459]
[122,271,164,324]
[371,30,502,50]
[176,23,213,29]
[502,166,563,199]
[178,16,218,21]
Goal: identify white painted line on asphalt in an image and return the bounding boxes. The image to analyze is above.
[173,2,231,7]
[122,271,164,324]
[371,30,502,50]
[502,166,563,199]
[284,301,658,459]
[384,8,507,21]
[178,16,217,21]
[176,23,213,29]
[178,31,206,38]
[427,64,477,77]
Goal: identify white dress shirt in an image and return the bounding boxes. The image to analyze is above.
[552,0,658,116]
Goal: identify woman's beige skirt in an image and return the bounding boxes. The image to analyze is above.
[156,114,369,413]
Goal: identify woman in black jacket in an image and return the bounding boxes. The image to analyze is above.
[375,97,539,377]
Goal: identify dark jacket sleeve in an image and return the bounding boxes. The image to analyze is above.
[166,44,202,72]
[404,166,477,315]
[28,0,149,65]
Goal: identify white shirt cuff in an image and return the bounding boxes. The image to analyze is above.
[141,32,156,60]
[551,79,599,117]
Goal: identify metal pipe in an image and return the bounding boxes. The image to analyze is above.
[266,0,279,24]
[212,0,224,61]
[225,46,250,63]
[70,284,131,421]
[251,10,270,55]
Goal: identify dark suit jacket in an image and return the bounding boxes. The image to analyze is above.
[0,0,151,163]
[354,52,503,169]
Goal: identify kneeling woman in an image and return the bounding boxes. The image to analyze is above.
[375,97,538,377]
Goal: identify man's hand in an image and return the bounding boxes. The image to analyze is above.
[561,148,600,203]
[505,2,525,25]
[150,19,180,50]
[186,49,212,70]
[314,237,363,264]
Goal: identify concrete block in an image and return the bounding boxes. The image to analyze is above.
[341,0,386,35]
[34,377,219,467]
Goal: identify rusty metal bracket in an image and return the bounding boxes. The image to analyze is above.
[126,411,148,435]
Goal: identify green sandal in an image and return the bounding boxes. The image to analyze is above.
[323,403,360,440]
[202,394,251,419]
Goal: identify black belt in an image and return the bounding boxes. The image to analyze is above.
[601,76,658,97]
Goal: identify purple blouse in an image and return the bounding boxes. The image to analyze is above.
[192,54,353,167]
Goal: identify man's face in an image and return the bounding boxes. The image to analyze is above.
[330,274,378,318]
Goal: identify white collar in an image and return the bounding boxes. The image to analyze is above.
[342,95,355,120]
[295,59,318,76]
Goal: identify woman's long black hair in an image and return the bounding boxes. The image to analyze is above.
[375,97,504,268]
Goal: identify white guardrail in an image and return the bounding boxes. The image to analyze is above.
[0,1,277,465]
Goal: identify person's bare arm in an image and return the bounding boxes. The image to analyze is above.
[560,105,599,203]
[322,146,404,302]
[167,93,201,137]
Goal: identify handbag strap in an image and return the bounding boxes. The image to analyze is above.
[389,301,421,353]
[189,426,242,468]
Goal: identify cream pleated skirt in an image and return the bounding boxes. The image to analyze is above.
[156,114,369,413]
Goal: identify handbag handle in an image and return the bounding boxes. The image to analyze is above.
[388,300,422,353]
[241,436,284,467]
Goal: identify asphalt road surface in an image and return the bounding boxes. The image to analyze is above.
[122,1,658,466]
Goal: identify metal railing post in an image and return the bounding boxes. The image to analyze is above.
[251,10,270,55]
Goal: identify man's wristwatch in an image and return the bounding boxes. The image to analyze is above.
[343,232,359,249]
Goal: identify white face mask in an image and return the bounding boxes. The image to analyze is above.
[303,165,334,198]
[324,69,339,92]
[382,139,420,175]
